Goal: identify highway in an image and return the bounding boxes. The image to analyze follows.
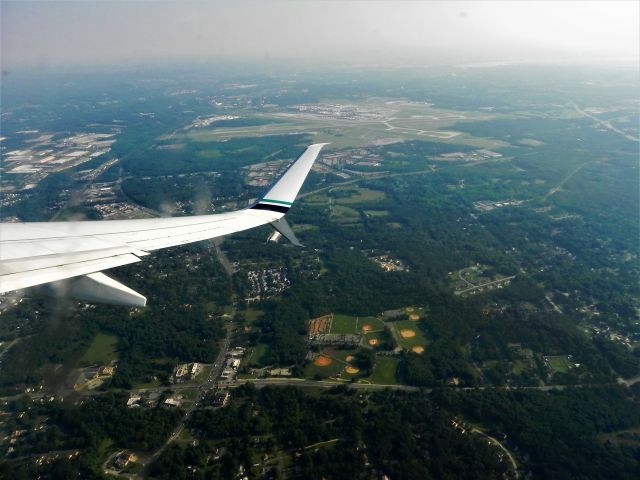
[572,102,639,143]
[139,240,238,475]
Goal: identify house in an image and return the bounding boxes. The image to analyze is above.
[213,391,230,407]
[115,452,138,469]
[164,397,182,407]
[190,362,202,377]
[98,366,115,376]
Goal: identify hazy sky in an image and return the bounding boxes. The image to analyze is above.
[2,1,638,69]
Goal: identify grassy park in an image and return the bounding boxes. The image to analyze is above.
[79,333,119,365]
[329,315,384,334]
[392,319,430,350]
[367,356,400,384]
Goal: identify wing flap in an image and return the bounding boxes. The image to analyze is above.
[0,252,142,293]
[129,210,279,251]
[0,246,143,275]
[49,272,147,307]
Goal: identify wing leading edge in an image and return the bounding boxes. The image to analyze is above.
[0,143,328,306]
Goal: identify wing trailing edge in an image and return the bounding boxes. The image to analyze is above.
[45,272,147,307]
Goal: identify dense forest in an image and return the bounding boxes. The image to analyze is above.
[3,385,639,479]
[151,384,510,480]
[0,393,182,479]
[0,244,231,393]
[434,386,640,479]
[154,384,640,480]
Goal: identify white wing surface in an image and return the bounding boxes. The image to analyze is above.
[0,143,328,306]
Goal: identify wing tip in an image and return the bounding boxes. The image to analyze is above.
[251,142,328,210]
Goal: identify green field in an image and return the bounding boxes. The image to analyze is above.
[334,349,359,362]
[364,331,386,348]
[392,320,429,349]
[242,309,264,324]
[329,314,358,334]
[511,360,527,375]
[193,365,212,382]
[244,343,269,368]
[360,317,385,332]
[196,149,223,160]
[334,187,386,205]
[367,356,399,384]
[304,349,373,380]
[304,357,343,379]
[330,205,360,224]
[303,193,330,205]
[79,333,118,365]
[363,209,389,217]
[330,315,384,334]
[292,223,318,233]
[547,356,572,373]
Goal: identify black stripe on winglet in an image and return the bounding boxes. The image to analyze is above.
[250,203,290,213]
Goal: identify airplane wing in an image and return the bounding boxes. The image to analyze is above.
[0,143,328,306]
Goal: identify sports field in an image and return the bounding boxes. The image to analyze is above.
[404,306,428,319]
[547,356,572,373]
[329,315,385,334]
[367,357,399,384]
[343,354,360,376]
[305,354,343,379]
[392,319,429,349]
[364,331,386,348]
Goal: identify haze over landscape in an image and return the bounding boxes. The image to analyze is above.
[0,1,639,479]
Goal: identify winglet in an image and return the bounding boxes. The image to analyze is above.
[251,143,329,213]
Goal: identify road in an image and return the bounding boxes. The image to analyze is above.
[298,151,509,202]
[231,377,420,391]
[542,161,591,201]
[455,275,516,295]
[212,238,235,276]
[5,448,79,464]
[545,295,563,314]
[3,370,635,404]
[471,428,519,479]
[223,376,629,394]
[0,337,21,366]
[139,239,238,475]
[572,103,639,143]
[298,166,439,201]
[457,270,475,288]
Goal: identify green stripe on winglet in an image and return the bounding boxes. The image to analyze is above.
[261,198,293,206]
